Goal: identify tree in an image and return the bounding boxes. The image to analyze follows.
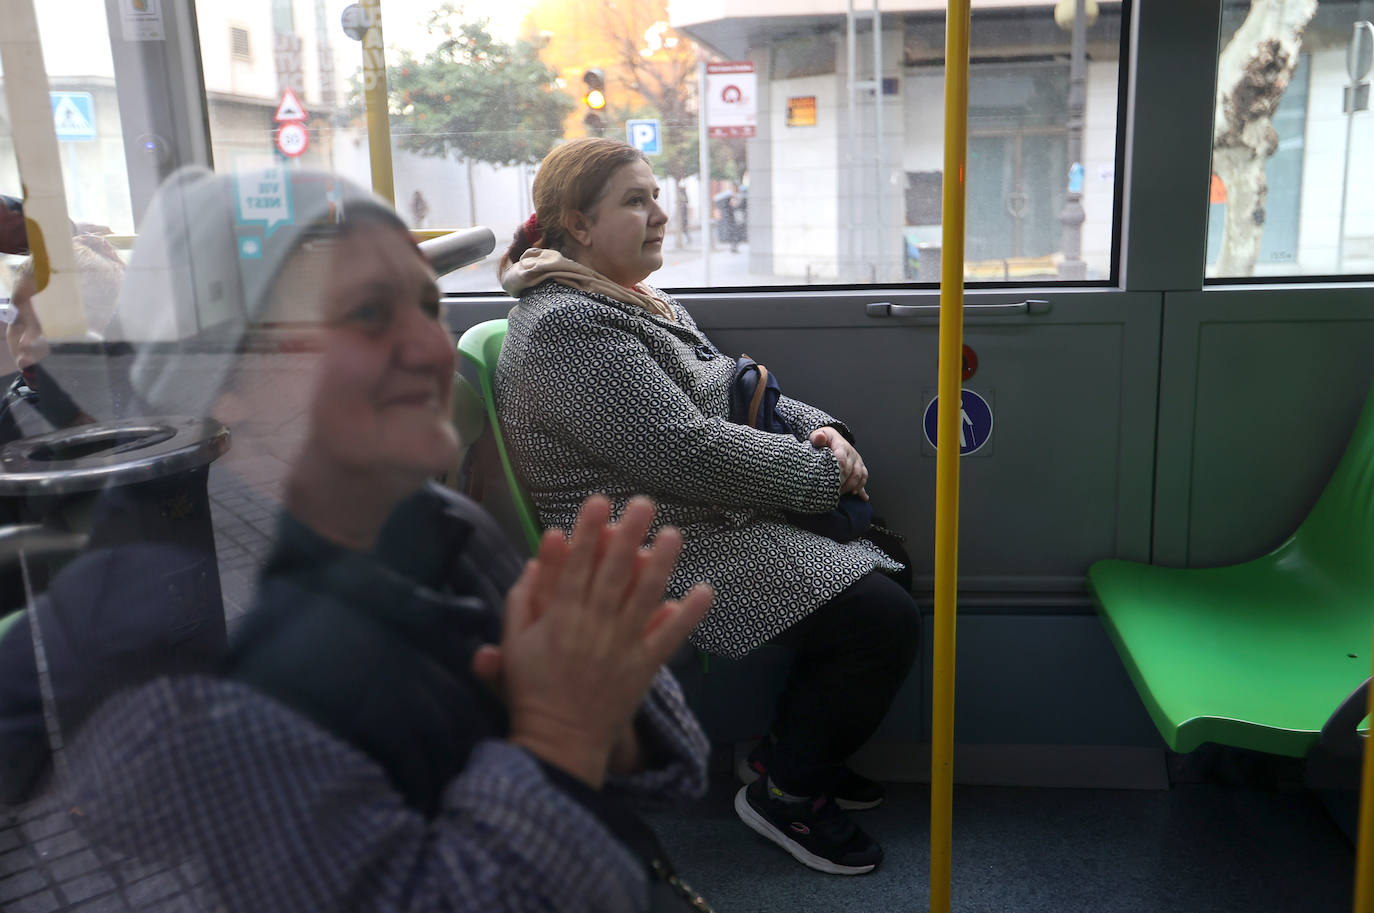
[525,0,744,245]
[352,5,573,223]
[1212,0,1317,276]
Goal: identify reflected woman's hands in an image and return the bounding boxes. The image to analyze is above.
[474,495,713,788]
[809,426,869,500]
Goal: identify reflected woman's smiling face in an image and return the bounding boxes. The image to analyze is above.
[268,220,459,491]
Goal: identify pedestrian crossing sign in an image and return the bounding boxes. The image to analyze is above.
[51,92,97,142]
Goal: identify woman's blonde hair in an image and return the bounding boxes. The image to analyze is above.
[499,138,648,275]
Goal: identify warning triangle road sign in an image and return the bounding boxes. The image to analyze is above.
[274,88,307,123]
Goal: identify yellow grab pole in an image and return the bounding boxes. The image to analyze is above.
[1351,628,1374,912]
[930,0,971,910]
[361,0,395,204]
[0,0,88,339]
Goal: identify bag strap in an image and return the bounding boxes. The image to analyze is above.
[746,361,769,430]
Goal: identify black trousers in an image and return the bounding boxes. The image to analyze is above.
[765,571,921,795]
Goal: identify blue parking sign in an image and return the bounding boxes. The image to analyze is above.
[626,119,661,155]
[51,92,97,142]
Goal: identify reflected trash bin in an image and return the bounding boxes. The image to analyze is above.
[0,417,230,805]
[0,416,230,611]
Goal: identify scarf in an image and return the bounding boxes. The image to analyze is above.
[500,248,676,321]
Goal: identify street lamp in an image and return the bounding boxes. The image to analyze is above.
[1055,0,1097,280]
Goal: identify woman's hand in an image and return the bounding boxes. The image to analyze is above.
[809,426,869,500]
[474,495,713,788]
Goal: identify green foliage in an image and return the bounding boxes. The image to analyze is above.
[376,12,573,167]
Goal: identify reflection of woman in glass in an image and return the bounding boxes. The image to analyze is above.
[497,138,920,876]
[61,169,716,912]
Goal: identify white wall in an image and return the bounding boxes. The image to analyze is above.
[769,72,841,279]
[1296,45,1374,275]
[199,0,355,107]
[1081,58,1119,277]
[26,0,116,80]
[335,137,528,234]
[902,69,945,175]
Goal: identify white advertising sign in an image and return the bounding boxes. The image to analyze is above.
[235,160,294,238]
[706,62,756,138]
[120,0,165,41]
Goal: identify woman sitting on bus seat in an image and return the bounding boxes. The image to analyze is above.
[495,138,921,877]
[53,167,717,913]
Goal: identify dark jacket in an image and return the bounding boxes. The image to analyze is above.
[222,483,515,816]
[45,482,708,911]
[219,483,711,911]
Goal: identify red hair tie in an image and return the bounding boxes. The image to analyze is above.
[523,213,540,242]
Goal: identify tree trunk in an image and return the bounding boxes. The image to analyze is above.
[1212,0,1317,276]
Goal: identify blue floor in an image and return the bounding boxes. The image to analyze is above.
[641,777,1355,913]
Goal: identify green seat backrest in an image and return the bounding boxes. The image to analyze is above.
[456,319,542,553]
[458,320,713,676]
[1089,376,1374,757]
[0,609,21,645]
[1288,384,1374,589]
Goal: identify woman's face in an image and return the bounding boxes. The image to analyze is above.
[271,221,458,488]
[570,159,668,288]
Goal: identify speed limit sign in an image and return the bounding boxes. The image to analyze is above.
[276,122,310,158]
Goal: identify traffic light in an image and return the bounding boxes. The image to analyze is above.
[582,68,606,135]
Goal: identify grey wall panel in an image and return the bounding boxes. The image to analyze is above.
[1118,0,1221,292]
[907,614,1162,747]
[854,613,1161,747]
[446,289,1166,753]
[1154,287,1374,568]
[696,291,1161,598]
[676,613,1159,749]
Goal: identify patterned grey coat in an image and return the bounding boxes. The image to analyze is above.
[496,280,901,658]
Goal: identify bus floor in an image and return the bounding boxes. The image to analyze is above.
[0,763,1354,912]
[639,773,1356,913]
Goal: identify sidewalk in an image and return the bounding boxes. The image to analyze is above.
[0,794,209,912]
[438,239,773,295]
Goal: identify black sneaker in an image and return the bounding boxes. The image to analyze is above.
[738,740,885,811]
[734,779,882,875]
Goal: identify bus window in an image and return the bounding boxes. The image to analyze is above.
[1207,0,1373,281]
[184,0,1125,292]
[0,0,133,239]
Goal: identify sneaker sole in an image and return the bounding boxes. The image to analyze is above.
[834,796,883,811]
[733,786,878,876]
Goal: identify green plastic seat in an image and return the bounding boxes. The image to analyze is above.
[1089,385,1374,758]
[0,609,21,644]
[456,319,542,554]
[456,319,714,676]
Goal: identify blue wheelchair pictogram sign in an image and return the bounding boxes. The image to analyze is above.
[626,119,661,155]
[923,389,993,455]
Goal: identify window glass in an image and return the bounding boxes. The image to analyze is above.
[186,0,1124,291]
[1208,0,1374,279]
